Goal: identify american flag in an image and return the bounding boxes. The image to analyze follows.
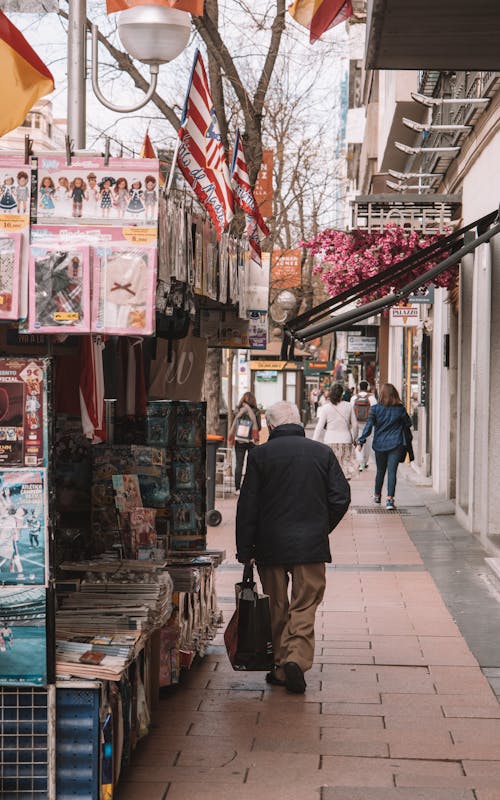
[230,129,270,268]
[176,49,234,239]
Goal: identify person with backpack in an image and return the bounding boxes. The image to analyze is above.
[228,392,261,492]
[351,380,376,471]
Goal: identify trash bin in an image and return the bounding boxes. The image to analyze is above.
[206,434,224,526]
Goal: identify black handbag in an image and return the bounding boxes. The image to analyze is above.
[224,564,274,671]
[400,424,415,462]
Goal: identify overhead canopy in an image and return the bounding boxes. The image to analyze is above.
[284,210,499,348]
[366,0,500,71]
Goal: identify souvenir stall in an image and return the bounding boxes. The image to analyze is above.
[0,149,245,799]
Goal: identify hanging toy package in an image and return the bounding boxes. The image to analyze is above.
[28,243,91,334]
[91,243,157,336]
[0,233,22,319]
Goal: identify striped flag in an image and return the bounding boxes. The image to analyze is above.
[230,129,270,268]
[0,10,54,137]
[176,49,234,239]
[140,126,156,158]
[288,0,352,42]
[107,0,204,14]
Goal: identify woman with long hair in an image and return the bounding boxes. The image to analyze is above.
[313,383,358,480]
[357,382,412,509]
[228,392,261,492]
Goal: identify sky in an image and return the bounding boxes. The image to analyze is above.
[9,2,349,158]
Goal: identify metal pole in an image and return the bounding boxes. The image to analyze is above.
[67,0,87,149]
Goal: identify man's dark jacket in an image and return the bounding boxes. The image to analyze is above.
[236,423,351,565]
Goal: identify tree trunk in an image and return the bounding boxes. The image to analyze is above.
[203,348,222,434]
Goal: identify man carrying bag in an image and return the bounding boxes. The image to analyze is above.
[235,401,351,694]
[224,563,274,671]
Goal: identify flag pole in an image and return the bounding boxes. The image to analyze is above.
[164,136,180,196]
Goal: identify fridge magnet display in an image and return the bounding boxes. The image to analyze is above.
[112,474,142,513]
[175,402,204,448]
[0,586,46,686]
[91,244,156,336]
[129,507,157,555]
[0,358,48,467]
[28,244,91,334]
[36,155,160,227]
[138,473,170,508]
[0,233,21,319]
[0,469,48,586]
[172,502,196,532]
[174,462,195,490]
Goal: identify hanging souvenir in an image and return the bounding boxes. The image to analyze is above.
[28,244,91,334]
[0,233,21,319]
[92,243,157,336]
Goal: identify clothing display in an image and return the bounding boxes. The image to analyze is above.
[0,233,21,318]
[92,246,156,336]
[29,245,90,333]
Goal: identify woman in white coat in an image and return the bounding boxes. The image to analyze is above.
[313,383,358,480]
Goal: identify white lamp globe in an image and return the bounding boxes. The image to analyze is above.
[117,5,191,65]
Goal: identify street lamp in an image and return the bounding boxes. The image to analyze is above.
[68,1,191,148]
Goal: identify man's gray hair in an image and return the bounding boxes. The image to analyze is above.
[266,401,302,429]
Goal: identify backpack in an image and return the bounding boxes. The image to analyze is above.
[235,415,253,443]
[354,394,371,422]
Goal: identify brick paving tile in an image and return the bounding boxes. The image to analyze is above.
[319,756,464,786]
[166,784,322,800]
[474,792,500,800]
[306,685,382,703]
[115,781,168,800]
[442,704,500,718]
[320,651,375,664]
[429,666,493,694]
[321,789,475,800]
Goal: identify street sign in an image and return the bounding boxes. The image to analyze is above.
[347,335,377,353]
[390,304,420,326]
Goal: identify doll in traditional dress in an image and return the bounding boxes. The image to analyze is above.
[16,171,29,214]
[144,175,157,223]
[0,176,17,213]
[99,177,115,218]
[55,176,70,204]
[127,180,145,215]
[113,177,128,218]
[39,176,55,214]
[69,177,87,219]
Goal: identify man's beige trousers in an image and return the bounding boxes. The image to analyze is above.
[257,563,326,676]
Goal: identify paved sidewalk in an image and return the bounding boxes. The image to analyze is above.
[116,468,500,800]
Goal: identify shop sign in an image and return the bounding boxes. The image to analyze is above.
[303,360,333,376]
[390,304,420,326]
[255,371,278,382]
[271,249,302,289]
[248,310,268,350]
[347,335,377,353]
[251,360,291,371]
[408,285,435,304]
[254,150,274,219]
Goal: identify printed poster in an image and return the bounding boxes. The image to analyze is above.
[0,358,48,467]
[0,586,46,686]
[0,469,48,587]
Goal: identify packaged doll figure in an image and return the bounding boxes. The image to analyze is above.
[55,176,69,203]
[16,171,29,215]
[0,177,17,213]
[30,246,89,333]
[39,176,55,213]
[144,175,157,223]
[99,176,115,218]
[127,180,145,215]
[69,177,87,219]
[113,177,128,219]
[86,172,99,215]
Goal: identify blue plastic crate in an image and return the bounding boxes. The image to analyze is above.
[0,687,49,799]
[56,687,100,799]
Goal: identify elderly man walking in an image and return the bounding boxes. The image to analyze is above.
[236,401,350,694]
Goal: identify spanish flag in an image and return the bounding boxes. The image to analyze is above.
[288,0,352,42]
[0,10,54,137]
[107,0,204,14]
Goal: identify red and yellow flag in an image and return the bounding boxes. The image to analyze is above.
[140,127,156,159]
[288,0,352,42]
[106,0,204,14]
[0,10,54,137]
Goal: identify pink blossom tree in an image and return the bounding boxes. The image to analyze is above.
[302,226,455,303]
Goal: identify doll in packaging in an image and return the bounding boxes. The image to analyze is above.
[29,244,90,334]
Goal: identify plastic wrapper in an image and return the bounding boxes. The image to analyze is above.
[92,244,156,336]
[28,244,91,333]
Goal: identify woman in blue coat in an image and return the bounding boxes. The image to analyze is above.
[357,383,412,510]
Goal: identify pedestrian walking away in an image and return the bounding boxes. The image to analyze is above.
[351,380,376,471]
[228,392,261,492]
[357,382,412,509]
[313,382,358,480]
[236,401,350,694]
